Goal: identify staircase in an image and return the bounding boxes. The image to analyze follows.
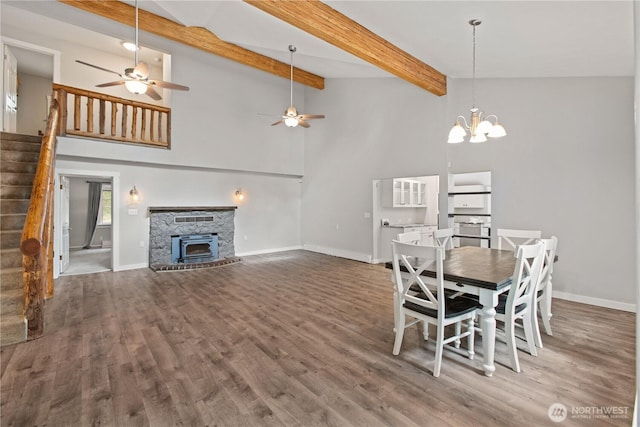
[1,132,41,346]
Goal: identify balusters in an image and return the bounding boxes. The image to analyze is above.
[53,83,170,147]
[99,99,106,134]
[87,97,94,133]
[111,101,117,136]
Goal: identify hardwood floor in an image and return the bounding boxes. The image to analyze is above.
[1,250,634,426]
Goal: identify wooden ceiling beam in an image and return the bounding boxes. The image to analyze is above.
[58,0,325,89]
[244,0,447,96]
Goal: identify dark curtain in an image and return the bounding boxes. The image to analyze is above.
[82,182,102,249]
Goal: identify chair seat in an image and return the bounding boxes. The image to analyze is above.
[404,296,479,319]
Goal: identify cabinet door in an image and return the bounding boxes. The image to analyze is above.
[453,193,485,208]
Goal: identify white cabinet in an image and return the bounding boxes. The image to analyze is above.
[380,225,437,261]
[382,179,427,208]
[452,185,487,209]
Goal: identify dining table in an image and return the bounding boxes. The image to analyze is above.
[386,245,518,377]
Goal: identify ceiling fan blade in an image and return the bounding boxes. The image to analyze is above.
[145,86,162,101]
[271,119,285,126]
[76,60,122,77]
[96,80,126,88]
[148,80,190,91]
[133,62,150,79]
[298,114,325,120]
[298,119,310,128]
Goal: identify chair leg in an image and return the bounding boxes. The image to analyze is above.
[466,317,475,360]
[433,323,445,377]
[392,314,406,356]
[532,299,544,349]
[540,289,553,336]
[392,291,398,333]
[454,321,461,348]
[423,321,430,341]
[522,311,538,357]
[505,314,521,373]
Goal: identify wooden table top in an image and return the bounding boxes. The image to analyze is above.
[386,246,516,291]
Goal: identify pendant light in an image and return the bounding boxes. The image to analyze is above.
[448,19,506,144]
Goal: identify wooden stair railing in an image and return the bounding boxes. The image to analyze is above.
[20,93,60,340]
[53,83,171,148]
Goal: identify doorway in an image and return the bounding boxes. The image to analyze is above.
[1,37,60,134]
[54,169,120,278]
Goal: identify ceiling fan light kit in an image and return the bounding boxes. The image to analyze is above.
[76,0,189,100]
[448,19,506,144]
[271,45,325,129]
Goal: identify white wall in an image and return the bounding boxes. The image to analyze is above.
[303,76,635,310]
[56,159,302,270]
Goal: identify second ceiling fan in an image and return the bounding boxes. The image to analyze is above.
[271,45,324,128]
[76,0,189,101]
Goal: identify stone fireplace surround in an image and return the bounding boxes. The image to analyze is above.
[148,206,238,270]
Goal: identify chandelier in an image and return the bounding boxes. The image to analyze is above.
[448,19,506,144]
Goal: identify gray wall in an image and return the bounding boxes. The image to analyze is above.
[304,76,635,309]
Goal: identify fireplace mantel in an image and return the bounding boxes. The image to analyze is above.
[148,206,237,213]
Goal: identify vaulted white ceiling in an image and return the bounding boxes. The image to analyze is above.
[3,1,634,82]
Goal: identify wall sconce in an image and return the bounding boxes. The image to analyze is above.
[235,189,244,201]
[129,186,140,204]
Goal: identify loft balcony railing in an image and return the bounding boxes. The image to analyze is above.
[53,83,171,148]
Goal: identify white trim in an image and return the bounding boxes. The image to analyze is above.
[303,244,372,264]
[116,263,148,272]
[553,291,635,313]
[54,168,120,278]
[0,37,61,83]
[236,245,303,257]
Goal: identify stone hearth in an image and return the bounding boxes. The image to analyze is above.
[149,206,237,270]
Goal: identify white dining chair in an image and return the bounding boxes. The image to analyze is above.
[433,228,454,250]
[496,240,546,373]
[496,228,541,251]
[395,230,421,245]
[391,240,479,377]
[390,230,423,333]
[532,236,558,348]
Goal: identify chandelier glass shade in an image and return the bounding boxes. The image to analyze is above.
[448,19,506,144]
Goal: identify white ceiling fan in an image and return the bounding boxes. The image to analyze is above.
[76,0,189,101]
[271,45,324,128]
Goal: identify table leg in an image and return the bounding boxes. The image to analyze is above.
[479,290,499,377]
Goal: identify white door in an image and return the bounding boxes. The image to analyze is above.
[60,176,70,273]
[3,44,18,132]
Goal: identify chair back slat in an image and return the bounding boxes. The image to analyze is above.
[497,228,542,251]
[392,240,445,317]
[537,236,558,292]
[506,241,545,314]
[433,228,454,250]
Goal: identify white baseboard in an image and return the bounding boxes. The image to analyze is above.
[553,291,635,312]
[114,263,148,272]
[302,244,372,264]
[236,245,303,257]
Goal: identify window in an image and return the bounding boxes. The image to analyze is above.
[97,184,112,226]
